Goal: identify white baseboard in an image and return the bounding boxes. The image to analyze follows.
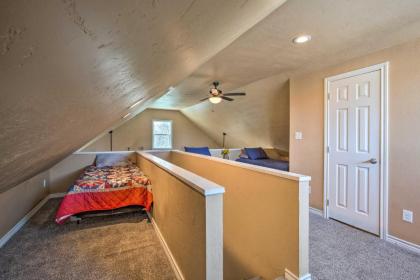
[386,234,420,255]
[309,207,323,217]
[147,213,184,280]
[0,195,50,248]
[0,192,67,248]
[285,269,311,280]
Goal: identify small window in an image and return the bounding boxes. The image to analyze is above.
[152,120,172,149]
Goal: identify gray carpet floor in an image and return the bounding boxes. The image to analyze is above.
[0,199,176,280]
[310,213,420,280]
[1,200,419,280]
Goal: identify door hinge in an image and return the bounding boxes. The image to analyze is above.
[327,92,331,100]
[326,199,329,206]
[327,146,330,153]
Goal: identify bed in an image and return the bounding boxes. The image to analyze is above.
[236,157,289,171]
[55,163,153,224]
[235,147,289,171]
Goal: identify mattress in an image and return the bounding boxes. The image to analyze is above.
[235,158,289,171]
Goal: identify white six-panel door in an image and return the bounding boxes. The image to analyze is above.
[328,70,381,235]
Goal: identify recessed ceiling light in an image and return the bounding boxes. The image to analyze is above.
[122,112,131,119]
[129,98,144,109]
[293,35,311,44]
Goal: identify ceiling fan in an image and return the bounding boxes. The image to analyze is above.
[200,81,246,104]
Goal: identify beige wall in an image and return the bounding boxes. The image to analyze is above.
[48,153,96,194]
[83,109,219,151]
[166,151,309,279]
[137,153,223,280]
[0,171,48,239]
[182,75,290,151]
[290,38,420,245]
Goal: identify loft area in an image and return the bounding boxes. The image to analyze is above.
[1,1,420,279]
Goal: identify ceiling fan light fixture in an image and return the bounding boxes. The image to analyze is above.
[209,96,222,104]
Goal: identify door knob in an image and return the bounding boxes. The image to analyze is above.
[365,158,378,164]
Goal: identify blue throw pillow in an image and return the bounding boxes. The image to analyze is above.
[184,146,211,156]
[244,147,268,160]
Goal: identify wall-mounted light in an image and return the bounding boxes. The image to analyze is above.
[129,98,144,109]
[122,112,131,119]
[292,34,311,44]
[209,96,222,104]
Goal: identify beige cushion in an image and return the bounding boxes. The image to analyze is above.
[263,148,289,162]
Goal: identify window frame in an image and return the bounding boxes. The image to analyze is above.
[152,119,173,150]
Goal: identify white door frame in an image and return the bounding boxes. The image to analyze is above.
[323,62,389,239]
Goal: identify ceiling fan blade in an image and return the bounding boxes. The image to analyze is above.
[200,97,209,101]
[223,92,246,96]
[221,96,234,101]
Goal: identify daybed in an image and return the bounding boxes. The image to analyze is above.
[236,157,289,171]
[235,147,289,171]
[184,146,212,156]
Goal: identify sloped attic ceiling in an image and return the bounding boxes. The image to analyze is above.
[152,0,420,110]
[182,74,290,151]
[0,0,287,193]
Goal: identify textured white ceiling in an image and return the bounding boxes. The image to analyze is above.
[151,0,420,110]
[0,0,286,192]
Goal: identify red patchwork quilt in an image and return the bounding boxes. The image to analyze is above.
[55,164,152,224]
